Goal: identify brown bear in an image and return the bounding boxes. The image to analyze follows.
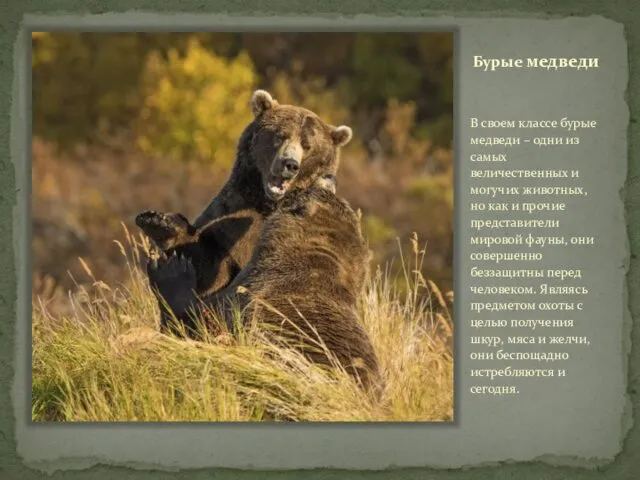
[136,89,352,303]
[137,170,339,333]
[147,178,381,391]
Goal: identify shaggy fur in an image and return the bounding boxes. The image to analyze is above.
[136,89,353,310]
[148,182,381,390]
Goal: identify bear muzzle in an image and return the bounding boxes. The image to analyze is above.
[265,155,302,200]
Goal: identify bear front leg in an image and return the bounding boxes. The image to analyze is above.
[147,253,199,336]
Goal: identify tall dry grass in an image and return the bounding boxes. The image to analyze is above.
[32,226,453,422]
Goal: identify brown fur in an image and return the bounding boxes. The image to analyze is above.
[136,89,352,305]
[148,182,381,391]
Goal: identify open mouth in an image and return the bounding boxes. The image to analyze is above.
[265,176,292,200]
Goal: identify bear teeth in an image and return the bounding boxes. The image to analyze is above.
[269,184,285,195]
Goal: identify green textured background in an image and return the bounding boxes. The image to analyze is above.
[1,1,638,478]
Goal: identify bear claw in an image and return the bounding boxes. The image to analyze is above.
[135,210,194,249]
[147,250,198,322]
[148,251,197,290]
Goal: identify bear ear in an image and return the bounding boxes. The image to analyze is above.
[251,89,277,117]
[331,125,353,147]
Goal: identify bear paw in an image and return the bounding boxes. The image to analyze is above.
[147,253,198,319]
[135,210,194,250]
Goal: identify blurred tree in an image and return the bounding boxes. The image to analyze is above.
[351,34,423,107]
[361,214,397,267]
[33,33,147,148]
[31,32,242,150]
[136,38,257,167]
[32,32,453,156]
[268,68,350,126]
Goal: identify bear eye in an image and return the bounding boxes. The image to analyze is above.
[301,138,311,151]
[274,132,287,146]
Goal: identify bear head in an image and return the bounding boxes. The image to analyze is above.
[243,89,353,202]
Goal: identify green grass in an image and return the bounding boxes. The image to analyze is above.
[32,227,454,422]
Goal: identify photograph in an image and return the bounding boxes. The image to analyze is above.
[31,31,454,422]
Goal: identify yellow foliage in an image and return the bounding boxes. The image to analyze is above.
[384,99,431,161]
[407,173,454,241]
[269,71,350,126]
[31,32,53,67]
[137,38,258,167]
[362,214,396,249]
[409,173,453,210]
[384,99,416,154]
